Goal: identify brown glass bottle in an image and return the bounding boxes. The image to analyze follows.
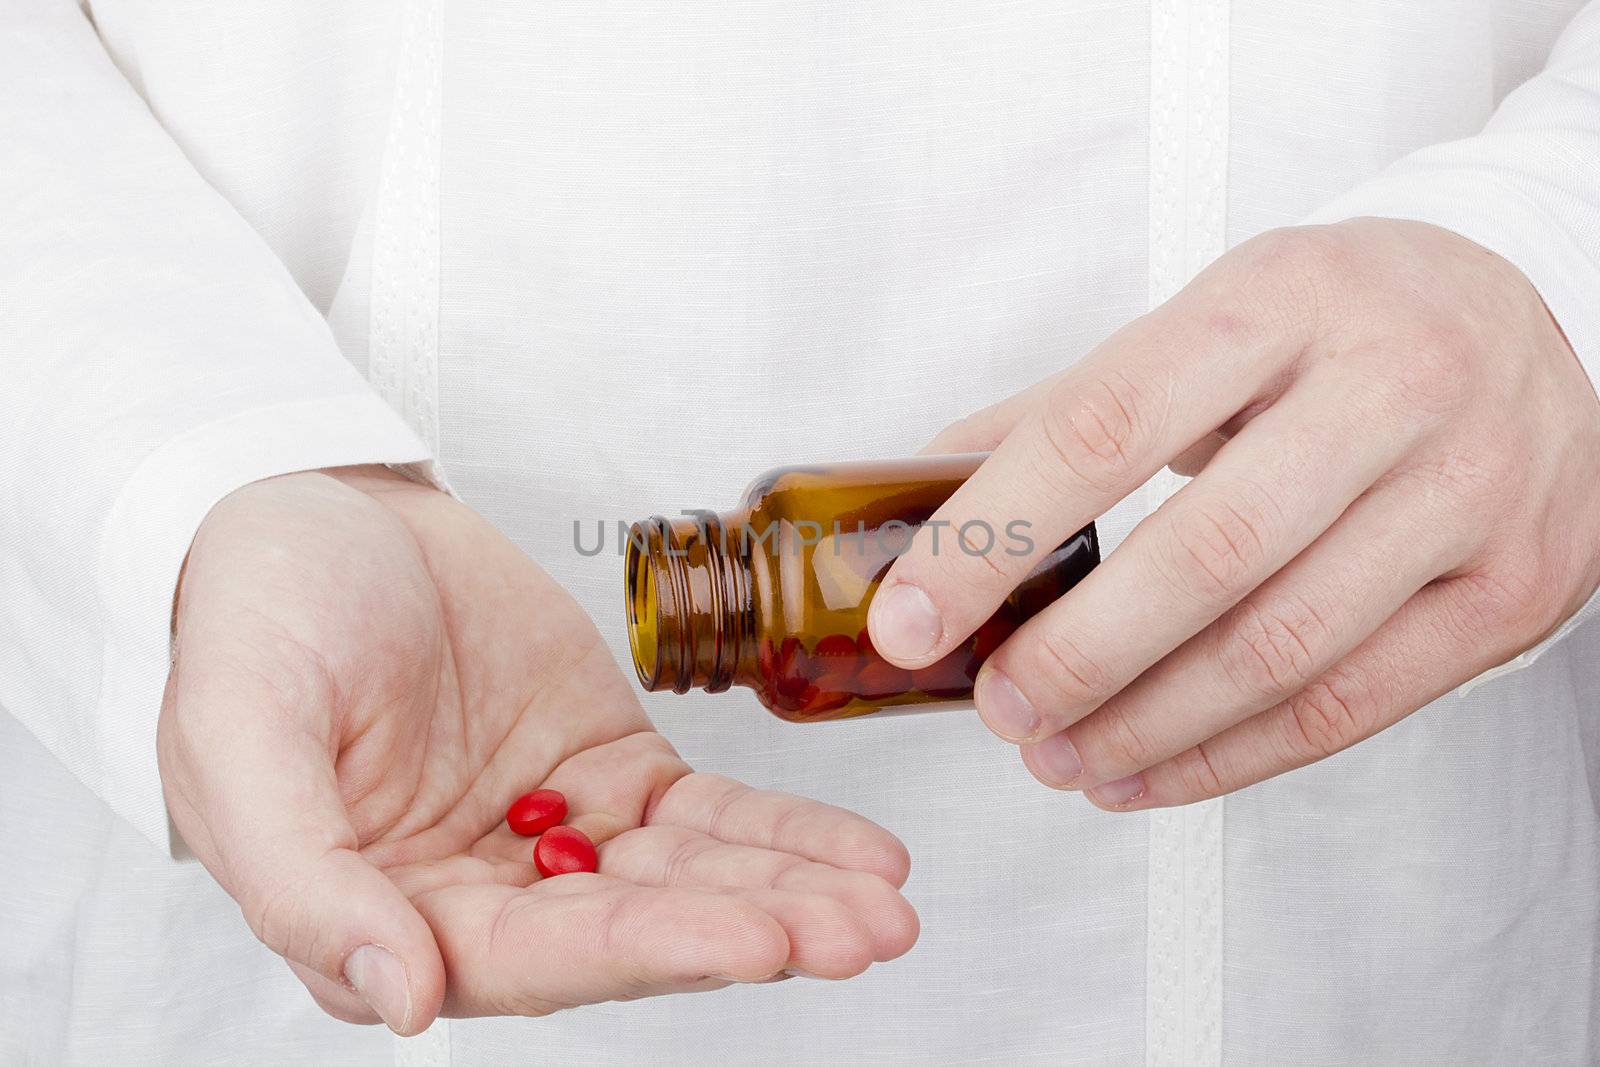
[624,454,1098,722]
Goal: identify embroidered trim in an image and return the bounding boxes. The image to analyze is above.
[1145,0,1229,1062]
[369,0,444,455]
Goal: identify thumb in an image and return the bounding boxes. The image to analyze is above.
[159,657,446,1035]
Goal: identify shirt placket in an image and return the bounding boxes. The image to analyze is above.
[1144,0,1229,1063]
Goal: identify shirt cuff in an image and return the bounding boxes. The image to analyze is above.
[96,392,435,855]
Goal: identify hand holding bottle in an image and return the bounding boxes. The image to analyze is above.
[157,465,916,1033]
[870,218,1600,808]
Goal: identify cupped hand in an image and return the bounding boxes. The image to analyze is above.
[158,466,916,1034]
[870,218,1600,808]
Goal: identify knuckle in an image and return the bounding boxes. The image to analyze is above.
[700,778,751,842]
[1242,225,1352,277]
[1235,225,1359,324]
[241,881,285,951]
[1163,491,1273,600]
[1037,370,1153,492]
[659,832,716,887]
[1030,628,1112,707]
[1280,673,1371,761]
[244,868,316,965]
[1089,707,1164,771]
[1433,449,1509,503]
[760,854,809,891]
[1168,741,1228,801]
[1220,592,1330,696]
[1383,325,1474,419]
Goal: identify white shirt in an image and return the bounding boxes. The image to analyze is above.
[3,0,1599,1062]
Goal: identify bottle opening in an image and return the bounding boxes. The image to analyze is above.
[624,524,662,689]
[622,514,752,695]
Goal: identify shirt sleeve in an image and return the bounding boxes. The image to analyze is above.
[0,0,437,854]
[1300,1,1600,694]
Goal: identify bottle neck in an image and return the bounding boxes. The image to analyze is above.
[625,511,755,694]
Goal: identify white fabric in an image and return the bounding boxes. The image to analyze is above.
[1,0,1598,1062]
[1144,0,1231,1058]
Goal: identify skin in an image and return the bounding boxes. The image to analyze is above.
[158,465,918,1035]
[870,218,1600,810]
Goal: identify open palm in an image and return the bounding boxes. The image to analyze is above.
[157,466,916,1034]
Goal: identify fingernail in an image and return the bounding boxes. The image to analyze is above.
[1030,731,1083,786]
[343,944,411,1034]
[871,583,942,661]
[1087,773,1147,809]
[976,669,1039,741]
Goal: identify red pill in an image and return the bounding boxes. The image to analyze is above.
[534,825,598,878]
[796,676,853,715]
[772,638,813,704]
[854,627,915,698]
[506,789,568,837]
[914,645,982,700]
[971,613,1018,663]
[856,656,914,699]
[813,633,858,659]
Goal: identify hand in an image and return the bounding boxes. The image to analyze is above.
[869,218,1600,809]
[159,466,916,1034]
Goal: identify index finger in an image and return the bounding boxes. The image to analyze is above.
[869,275,1308,668]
